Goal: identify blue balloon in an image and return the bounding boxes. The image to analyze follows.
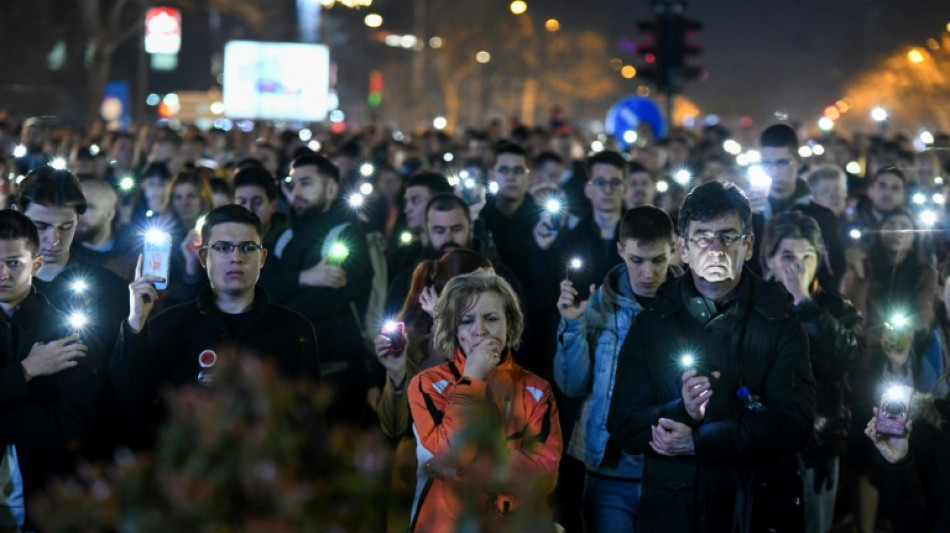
[605,96,668,148]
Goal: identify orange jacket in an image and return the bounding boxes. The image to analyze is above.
[407,349,562,532]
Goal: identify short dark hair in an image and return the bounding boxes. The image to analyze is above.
[0,209,39,254]
[234,157,265,172]
[620,205,674,244]
[140,162,172,182]
[200,204,263,244]
[291,153,340,183]
[532,151,563,169]
[406,171,453,195]
[16,166,88,215]
[209,177,231,197]
[233,167,278,201]
[628,161,654,181]
[870,166,906,187]
[586,150,627,177]
[494,141,528,162]
[677,181,752,236]
[425,193,471,224]
[760,211,825,272]
[760,123,799,153]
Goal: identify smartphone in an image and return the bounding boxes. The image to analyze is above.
[542,199,564,234]
[680,354,709,378]
[381,321,407,354]
[876,385,912,437]
[143,230,172,290]
[566,258,591,301]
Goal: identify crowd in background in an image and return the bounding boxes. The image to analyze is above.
[0,109,949,533]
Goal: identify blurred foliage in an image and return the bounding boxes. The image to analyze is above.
[32,353,391,532]
[31,351,557,532]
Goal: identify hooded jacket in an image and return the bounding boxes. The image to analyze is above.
[608,270,816,533]
[407,349,561,532]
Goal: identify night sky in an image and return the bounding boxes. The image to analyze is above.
[598,0,950,126]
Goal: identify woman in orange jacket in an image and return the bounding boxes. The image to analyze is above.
[407,269,562,532]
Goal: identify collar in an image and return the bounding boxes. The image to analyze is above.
[452,346,515,376]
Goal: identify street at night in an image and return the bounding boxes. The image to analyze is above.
[1,1,950,531]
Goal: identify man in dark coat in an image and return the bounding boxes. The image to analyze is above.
[0,210,100,530]
[608,181,816,532]
[111,204,319,446]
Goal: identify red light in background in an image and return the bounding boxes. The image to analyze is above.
[645,53,656,64]
[823,105,841,121]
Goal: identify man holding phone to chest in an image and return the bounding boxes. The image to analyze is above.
[607,181,816,532]
[110,204,320,446]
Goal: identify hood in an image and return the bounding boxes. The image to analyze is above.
[655,267,792,323]
[601,263,684,310]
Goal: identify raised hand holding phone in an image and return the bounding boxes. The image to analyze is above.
[128,254,164,334]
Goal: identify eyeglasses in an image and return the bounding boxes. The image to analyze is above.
[494,166,529,176]
[687,233,748,248]
[590,178,625,191]
[201,241,265,256]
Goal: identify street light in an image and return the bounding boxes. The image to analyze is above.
[510,0,527,15]
[545,18,560,32]
[475,51,491,64]
[621,65,637,79]
[364,13,383,28]
[871,107,888,122]
[908,48,925,64]
[429,36,444,49]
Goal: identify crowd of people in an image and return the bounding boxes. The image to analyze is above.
[0,112,949,532]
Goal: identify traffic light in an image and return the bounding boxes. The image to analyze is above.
[368,70,383,108]
[634,19,672,91]
[671,16,703,81]
[631,8,704,92]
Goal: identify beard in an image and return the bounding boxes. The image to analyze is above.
[426,241,466,257]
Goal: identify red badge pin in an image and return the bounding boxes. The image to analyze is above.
[198,349,217,368]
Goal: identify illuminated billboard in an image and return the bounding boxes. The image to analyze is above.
[223,41,330,121]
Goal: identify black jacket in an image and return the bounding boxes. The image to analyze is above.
[794,288,863,471]
[110,286,319,441]
[258,200,372,379]
[261,200,372,320]
[0,289,101,522]
[607,270,816,533]
[33,256,129,369]
[879,399,950,533]
[555,214,623,287]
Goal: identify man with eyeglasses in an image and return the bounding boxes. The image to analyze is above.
[608,181,815,532]
[557,150,629,285]
[112,204,319,446]
[753,124,845,290]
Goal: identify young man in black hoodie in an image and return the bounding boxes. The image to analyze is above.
[0,209,99,530]
[111,204,320,445]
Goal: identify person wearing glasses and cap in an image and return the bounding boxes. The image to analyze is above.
[607,181,816,533]
[111,204,320,447]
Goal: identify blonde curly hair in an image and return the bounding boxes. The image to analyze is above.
[432,268,524,355]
